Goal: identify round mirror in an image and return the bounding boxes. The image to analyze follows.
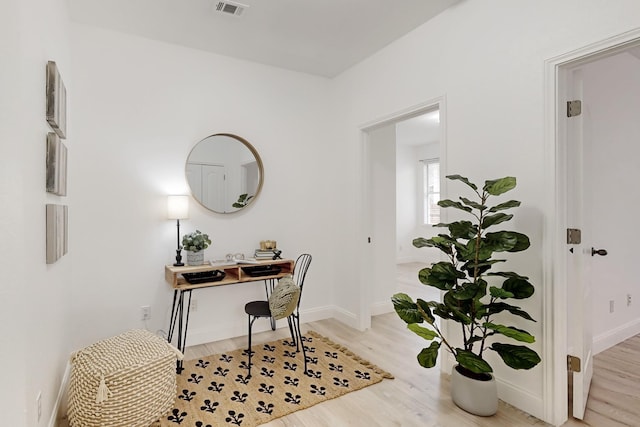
[186,133,263,213]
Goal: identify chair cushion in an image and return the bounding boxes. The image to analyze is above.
[245,300,271,317]
[268,275,300,320]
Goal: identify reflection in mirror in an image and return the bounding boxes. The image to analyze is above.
[186,134,263,213]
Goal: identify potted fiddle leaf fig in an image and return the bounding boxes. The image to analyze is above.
[391,175,541,416]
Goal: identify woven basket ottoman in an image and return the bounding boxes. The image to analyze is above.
[67,329,183,427]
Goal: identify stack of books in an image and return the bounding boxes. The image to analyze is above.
[254,249,282,260]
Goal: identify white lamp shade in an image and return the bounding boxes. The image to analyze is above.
[167,195,189,219]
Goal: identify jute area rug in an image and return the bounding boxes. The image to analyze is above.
[153,331,393,427]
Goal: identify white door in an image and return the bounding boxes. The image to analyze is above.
[565,67,593,420]
[202,164,226,212]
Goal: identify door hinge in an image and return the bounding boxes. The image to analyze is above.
[567,100,582,117]
[567,228,581,244]
[567,355,582,372]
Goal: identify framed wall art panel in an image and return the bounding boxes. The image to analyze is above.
[46,61,67,139]
[46,204,68,264]
[46,132,67,196]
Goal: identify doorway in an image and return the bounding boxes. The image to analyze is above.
[359,99,445,331]
[547,31,640,425]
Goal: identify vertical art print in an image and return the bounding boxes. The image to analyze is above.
[46,132,67,196]
[46,61,67,139]
[46,204,68,264]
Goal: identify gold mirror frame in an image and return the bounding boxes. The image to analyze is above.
[185,133,264,214]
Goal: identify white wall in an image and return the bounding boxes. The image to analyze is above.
[0,0,71,426]
[330,0,640,422]
[68,25,337,353]
[582,52,640,353]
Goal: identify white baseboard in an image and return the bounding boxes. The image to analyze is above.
[593,318,640,355]
[496,376,544,421]
[50,361,71,427]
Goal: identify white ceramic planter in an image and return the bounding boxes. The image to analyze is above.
[450,365,498,416]
[186,250,204,266]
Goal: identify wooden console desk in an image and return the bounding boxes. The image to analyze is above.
[165,258,294,373]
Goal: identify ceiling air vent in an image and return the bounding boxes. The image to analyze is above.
[215,1,248,16]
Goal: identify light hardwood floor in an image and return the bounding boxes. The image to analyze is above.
[59,264,640,426]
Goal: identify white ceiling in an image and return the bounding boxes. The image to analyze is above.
[68,0,461,78]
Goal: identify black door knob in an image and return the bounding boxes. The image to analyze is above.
[591,248,608,256]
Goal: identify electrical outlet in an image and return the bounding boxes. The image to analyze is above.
[190,299,198,312]
[609,300,614,313]
[141,305,151,321]
[36,391,42,422]
[628,294,632,306]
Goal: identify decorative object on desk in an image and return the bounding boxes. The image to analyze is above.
[46,204,68,264]
[242,264,281,277]
[152,331,393,427]
[167,195,189,266]
[182,229,211,266]
[46,132,68,196]
[232,193,254,208]
[391,175,540,417]
[260,239,277,250]
[46,61,67,139]
[255,248,282,260]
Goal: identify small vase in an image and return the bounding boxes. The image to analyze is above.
[450,365,498,416]
[186,250,204,266]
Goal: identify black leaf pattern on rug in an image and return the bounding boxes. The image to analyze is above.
[238,360,249,370]
[305,369,322,379]
[283,361,297,371]
[214,367,229,377]
[306,356,319,365]
[179,389,196,402]
[284,392,301,405]
[258,383,274,394]
[328,363,343,372]
[167,408,187,424]
[195,360,210,368]
[256,400,274,415]
[305,346,315,353]
[225,410,244,425]
[283,375,299,387]
[241,349,255,357]
[235,373,250,385]
[207,381,224,393]
[355,370,371,380]
[333,377,349,388]
[260,367,275,377]
[309,384,326,395]
[261,355,275,363]
[230,390,248,403]
[219,354,233,363]
[263,344,276,352]
[200,399,219,413]
[283,350,297,358]
[324,351,338,359]
[195,422,212,427]
[188,374,203,384]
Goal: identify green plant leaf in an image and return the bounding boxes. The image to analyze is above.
[459,197,486,211]
[443,292,472,324]
[416,299,436,324]
[412,237,433,248]
[502,277,535,299]
[491,343,541,370]
[488,200,521,212]
[489,286,514,299]
[506,232,531,252]
[447,221,478,239]
[413,236,454,255]
[451,282,482,301]
[486,302,536,322]
[481,213,514,229]
[438,199,472,213]
[484,323,535,343]
[391,293,423,324]
[483,177,516,196]
[408,323,439,341]
[417,341,441,368]
[484,232,518,252]
[455,349,493,374]
[419,262,465,290]
[446,174,478,190]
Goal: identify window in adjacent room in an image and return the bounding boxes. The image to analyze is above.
[422,159,440,225]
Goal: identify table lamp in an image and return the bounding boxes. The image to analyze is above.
[168,195,189,266]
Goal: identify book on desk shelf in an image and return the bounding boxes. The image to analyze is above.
[254,249,282,260]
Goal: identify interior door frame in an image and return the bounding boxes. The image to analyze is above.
[358,95,448,360]
[544,28,640,426]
